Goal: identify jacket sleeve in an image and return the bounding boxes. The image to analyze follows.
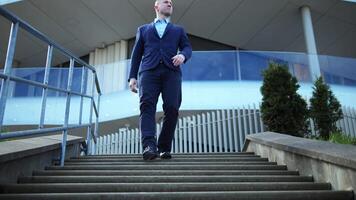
[178,27,192,64]
[128,27,144,82]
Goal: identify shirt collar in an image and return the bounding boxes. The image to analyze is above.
[154,17,170,24]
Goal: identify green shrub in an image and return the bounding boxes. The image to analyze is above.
[309,77,343,140]
[260,62,309,137]
[329,131,356,145]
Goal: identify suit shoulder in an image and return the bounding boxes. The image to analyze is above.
[138,23,151,31]
[172,24,187,34]
[171,24,184,30]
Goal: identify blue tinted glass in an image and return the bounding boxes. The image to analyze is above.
[11,68,45,97]
[320,55,356,86]
[240,52,269,80]
[182,51,237,81]
[71,68,84,94]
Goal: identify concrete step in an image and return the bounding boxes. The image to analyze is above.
[0,182,331,193]
[0,190,353,200]
[71,154,260,160]
[66,157,269,162]
[66,157,265,163]
[2,152,353,200]
[78,152,255,158]
[45,164,287,171]
[16,175,314,183]
[61,161,277,166]
[31,170,299,177]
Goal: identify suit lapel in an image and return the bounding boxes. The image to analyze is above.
[162,23,172,38]
[151,22,160,39]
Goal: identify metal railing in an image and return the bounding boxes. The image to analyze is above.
[309,106,356,138]
[91,104,265,155]
[0,7,101,166]
[91,105,356,155]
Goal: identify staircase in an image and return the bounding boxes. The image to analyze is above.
[0,152,353,200]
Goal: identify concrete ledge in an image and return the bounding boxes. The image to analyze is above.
[243,132,356,197]
[0,134,84,184]
[243,132,356,170]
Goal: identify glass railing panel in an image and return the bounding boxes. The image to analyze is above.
[182,51,238,81]
[4,50,356,98]
[4,82,43,125]
[96,50,356,94]
[320,55,356,86]
[239,51,311,82]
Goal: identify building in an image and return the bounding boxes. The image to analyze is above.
[0,0,356,136]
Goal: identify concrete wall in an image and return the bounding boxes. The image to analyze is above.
[89,40,128,94]
[0,134,84,184]
[243,132,356,199]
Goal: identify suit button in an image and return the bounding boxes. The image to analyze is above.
[159,60,163,64]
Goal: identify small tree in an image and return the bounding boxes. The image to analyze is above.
[309,76,343,140]
[260,62,308,137]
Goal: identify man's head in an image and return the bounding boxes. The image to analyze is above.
[154,0,173,18]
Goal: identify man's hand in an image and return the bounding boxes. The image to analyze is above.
[172,54,185,66]
[129,78,138,93]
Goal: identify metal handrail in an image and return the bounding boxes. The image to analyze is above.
[0,124,96,141]
[0,7,101,166]
[0,73,93,98]
[0,7,101,94]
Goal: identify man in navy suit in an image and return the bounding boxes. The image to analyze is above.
[128,0,192,160]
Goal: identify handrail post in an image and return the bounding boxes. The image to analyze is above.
[79,66,86,125]
[86,72,96,155]
[0,22,19,132]
[94,93,101,138]
[86,126,91,155]
[60,58,74,166]
[39,45,53,128]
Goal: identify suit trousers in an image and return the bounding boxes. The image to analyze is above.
[138,62,182,153]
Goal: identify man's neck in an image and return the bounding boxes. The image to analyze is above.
[156,14,170,22]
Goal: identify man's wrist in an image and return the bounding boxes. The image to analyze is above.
[178,54,185,63]
[179,54,185,60]
[128,77,137,82]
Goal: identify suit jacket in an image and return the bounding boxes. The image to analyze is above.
[128,22,192,81]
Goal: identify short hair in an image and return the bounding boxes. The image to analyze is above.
[155,0,164,8]
[155,0,168,5]
[155,0,172,8]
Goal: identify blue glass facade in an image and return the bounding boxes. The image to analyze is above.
[9,67,89,97]
[3,50,356,97]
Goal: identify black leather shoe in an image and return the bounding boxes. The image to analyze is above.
[143,146,158,160]
[160,152,172,159]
